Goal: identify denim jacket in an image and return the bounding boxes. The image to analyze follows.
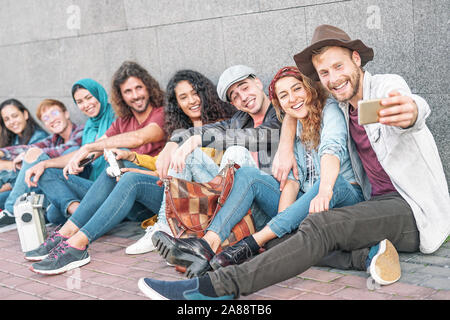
[289,98,355,192]
[339,71,450,254]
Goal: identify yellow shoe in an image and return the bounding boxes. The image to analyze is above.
[141,214,158,229]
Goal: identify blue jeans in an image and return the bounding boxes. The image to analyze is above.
[0,190,10,211]
[268,175,364,238]
[69,169,163,242]
[37,167,93,225]
[207,167,281,242]
[207,167,364,242]
[3,147,79,214]
[3,153,49,213]
[168,146,257,183]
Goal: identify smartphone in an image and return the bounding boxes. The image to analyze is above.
[358,99,387,125]
[79,154,95,167]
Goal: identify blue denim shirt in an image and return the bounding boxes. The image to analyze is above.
[0,128,49,186]
[289,98,356,192]
[12,128,49,146]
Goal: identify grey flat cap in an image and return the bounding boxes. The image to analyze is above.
[217,65,256,102]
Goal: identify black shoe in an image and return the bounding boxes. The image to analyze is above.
[152,231,215,278]
[0,211,15,227]
[152,231,177,264]
[209,237,259,270]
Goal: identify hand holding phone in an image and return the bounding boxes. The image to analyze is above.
[79,154,95,167]
[104,149,124,178]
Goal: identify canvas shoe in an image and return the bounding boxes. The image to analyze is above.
[24,228,68,261]
[368,239,401,285]
[125,221,173,255]
[0,210,15,227]
[138,277,233,300]
[29,240,90,275]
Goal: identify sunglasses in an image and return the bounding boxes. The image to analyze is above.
[41,109,61,122]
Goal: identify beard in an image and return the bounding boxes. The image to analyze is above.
[328,64,361,103]
[129,98,150,114]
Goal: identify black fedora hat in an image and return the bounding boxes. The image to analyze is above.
[294,24,374,81]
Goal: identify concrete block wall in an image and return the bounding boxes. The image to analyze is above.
[0,0,448,184]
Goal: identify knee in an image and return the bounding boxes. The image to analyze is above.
[222,146,249,162]
[118,172,139,187]
[24,148,43,163]
[235,167,262,183]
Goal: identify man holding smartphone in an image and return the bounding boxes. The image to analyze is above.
[137,24,449,300]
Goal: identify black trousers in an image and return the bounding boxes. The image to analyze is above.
[208,192,420,297]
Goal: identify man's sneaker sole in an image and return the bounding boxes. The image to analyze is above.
[138,278,168,300]
[369,239,401,285]
[29,256,91,275]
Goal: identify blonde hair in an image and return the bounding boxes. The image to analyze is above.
[36,99,67,120]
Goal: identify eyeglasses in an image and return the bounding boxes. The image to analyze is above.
[41,109,61,122]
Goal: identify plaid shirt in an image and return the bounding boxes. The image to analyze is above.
[0,123,84,160]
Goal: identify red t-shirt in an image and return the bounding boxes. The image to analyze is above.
[349,106,396,197]
[105,106,166,156]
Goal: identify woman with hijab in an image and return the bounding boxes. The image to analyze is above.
[71,78,116,180]
[22,79,116,225]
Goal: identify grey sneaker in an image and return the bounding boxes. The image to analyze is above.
[29,241,90,275]
[24,229,67,262]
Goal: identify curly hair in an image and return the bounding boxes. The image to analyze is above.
[165,70,236,136]
[0,99,46,148]
[269,67,328,151]
[110,61,165,118]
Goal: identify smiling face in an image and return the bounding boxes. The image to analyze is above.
[1,104,28,137]
[73,88,101,118]
[119,76,151,114]
[312,46,363,104]
[274,76,310,120]
[227,77,266,116]
[174,80,202,123]
[40,105,70,135]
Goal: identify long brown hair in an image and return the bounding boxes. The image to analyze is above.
[0,99,46,148]
[165,69,236,137]
[110,61,165,118]
[269,66,328,150]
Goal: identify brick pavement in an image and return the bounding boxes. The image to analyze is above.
[0,222,449,301]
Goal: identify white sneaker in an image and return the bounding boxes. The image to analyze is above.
[125,221,172,255]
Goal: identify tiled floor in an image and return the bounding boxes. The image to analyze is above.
[0,222,449,300]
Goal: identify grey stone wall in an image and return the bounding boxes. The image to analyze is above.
[0,0,448,185]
